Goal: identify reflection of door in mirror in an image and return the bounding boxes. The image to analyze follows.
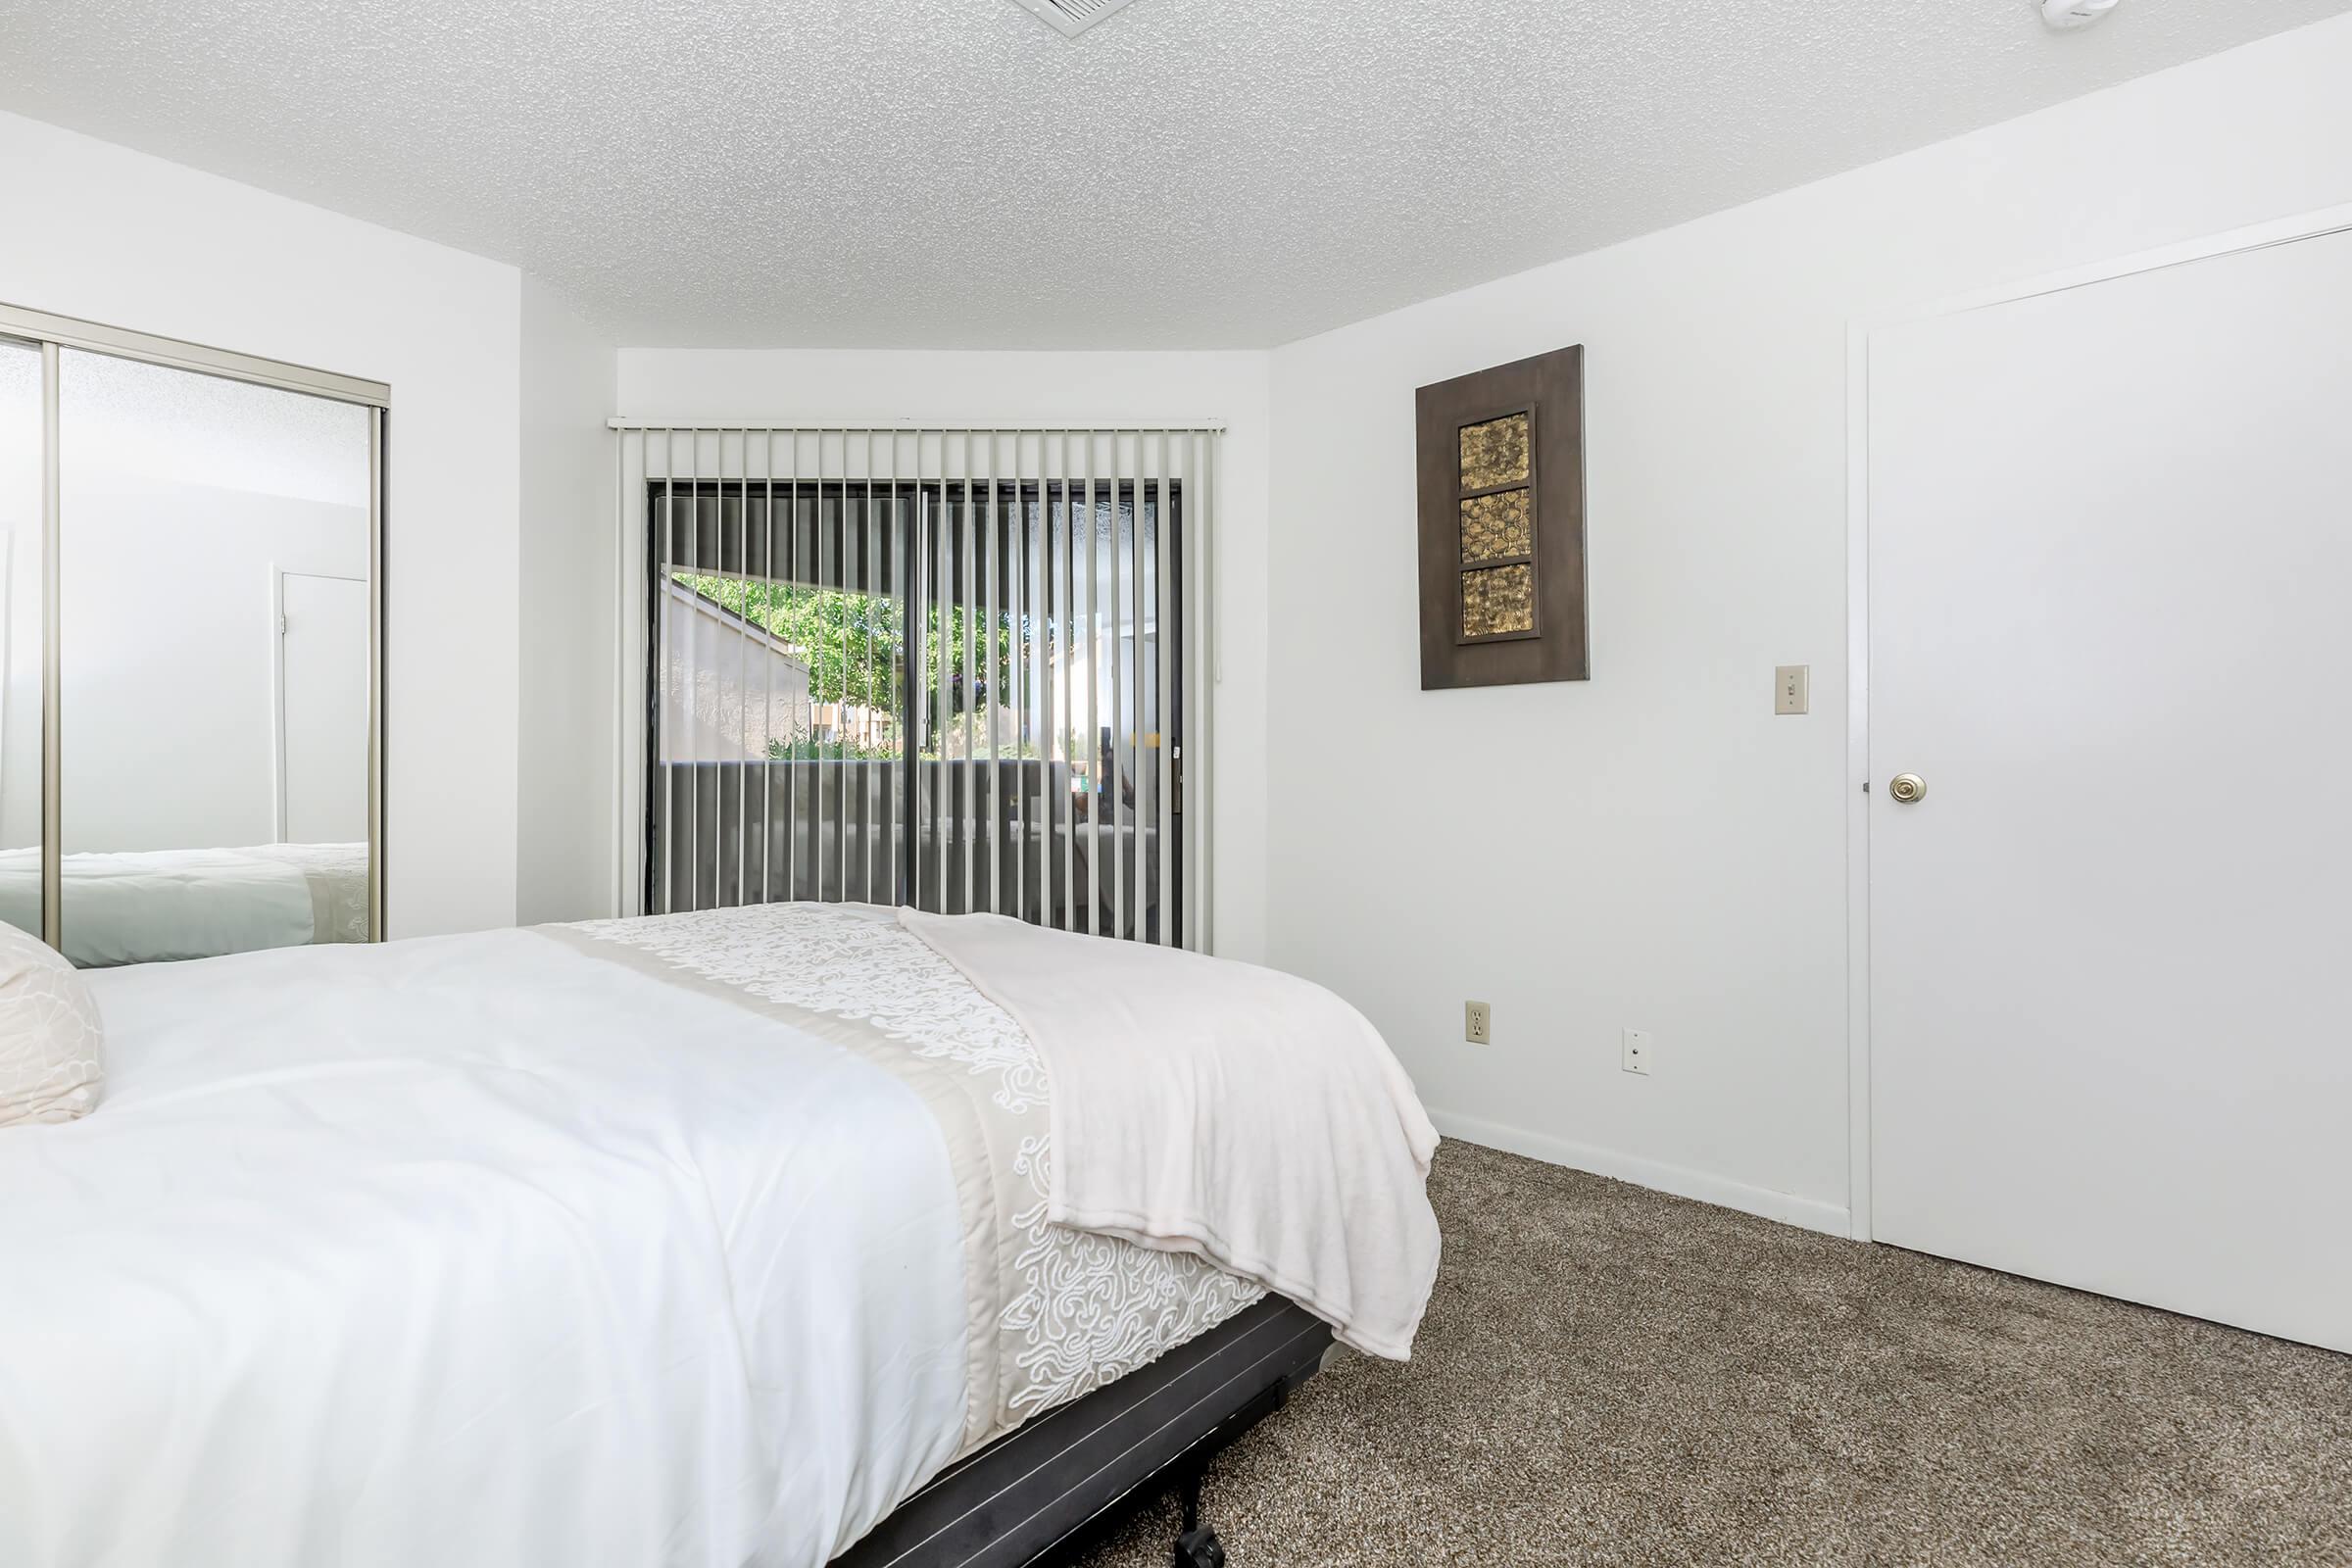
[53,350,374,965]
[276,571,369,846]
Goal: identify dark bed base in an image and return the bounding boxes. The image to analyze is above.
[835,1296,1334,1568]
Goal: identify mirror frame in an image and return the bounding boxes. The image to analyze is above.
[0,300,387,951]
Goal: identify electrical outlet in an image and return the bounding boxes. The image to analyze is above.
[1621,1028,1652,1075]
[1464,1001,1492,1045]
[1775,664,1809,715]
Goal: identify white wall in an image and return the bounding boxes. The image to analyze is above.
[517,278,617,924]
[1262,16,2352,1231]
[613,349,1274,960]
[11,15,2342,1233]
[0,110,523,938]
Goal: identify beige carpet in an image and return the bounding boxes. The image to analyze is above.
[1078,1142,2352,1567]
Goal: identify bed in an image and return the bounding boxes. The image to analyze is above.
[0,901,1438,1567]
[0,842,369,967]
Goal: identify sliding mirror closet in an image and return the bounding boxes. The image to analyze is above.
[0,306,384,966]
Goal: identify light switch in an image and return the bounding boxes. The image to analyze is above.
[1775,664,1809,715]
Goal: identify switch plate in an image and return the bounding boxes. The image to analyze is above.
[1464,1001,1492,1045]
[1775,664,1809,715]
[1622,1028,1652,1075]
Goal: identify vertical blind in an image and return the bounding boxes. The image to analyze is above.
[613,427,1216,951]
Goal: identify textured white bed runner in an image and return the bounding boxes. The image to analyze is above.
[899,909,1443,1360]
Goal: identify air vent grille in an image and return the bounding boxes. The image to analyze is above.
[1009,0,1144,38]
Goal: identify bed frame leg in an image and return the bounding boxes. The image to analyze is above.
[1172,1468,1224,1568]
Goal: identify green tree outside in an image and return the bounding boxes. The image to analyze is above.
[672,572,1027,749]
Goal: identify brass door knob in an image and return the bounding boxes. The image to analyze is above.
[1888,773,1927,804]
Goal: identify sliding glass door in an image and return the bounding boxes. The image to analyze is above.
[648,468,911,911]
[628,428,1212,950]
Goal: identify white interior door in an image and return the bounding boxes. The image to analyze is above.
[277,571,369,845]
[1867,227,2352,1352]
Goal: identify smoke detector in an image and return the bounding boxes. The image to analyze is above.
[2038,0,2121,29]
[1009,0,1143,37]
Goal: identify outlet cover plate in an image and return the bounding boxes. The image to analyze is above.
[1622,1027,1652,1074]
[1465,1001,1493,1045]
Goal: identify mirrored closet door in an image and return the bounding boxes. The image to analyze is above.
[0,306,385,965]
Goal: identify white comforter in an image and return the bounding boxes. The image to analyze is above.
[0,927,975,1567]
[0,903,1427,1566]
[901,909,1442,1359]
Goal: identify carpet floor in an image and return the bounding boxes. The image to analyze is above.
[1077,1141,2352,1567]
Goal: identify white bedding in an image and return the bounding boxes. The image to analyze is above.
[0,843,368,967]
[0,905,1256,1568]
[901,908,1442,1359]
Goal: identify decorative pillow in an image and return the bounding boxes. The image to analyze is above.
[0,920,105,1127]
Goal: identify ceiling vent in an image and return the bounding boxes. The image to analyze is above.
[2037,0,2121,29]
[1008,0,1144,38]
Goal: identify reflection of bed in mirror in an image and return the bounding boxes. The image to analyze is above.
[0,843,368,967]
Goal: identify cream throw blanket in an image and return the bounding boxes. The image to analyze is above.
[899,909,1442,1359]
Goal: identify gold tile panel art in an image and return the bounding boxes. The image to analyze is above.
[1458,413,1530,491]
[1461,563,1535,639]
[1459,488,1532,564]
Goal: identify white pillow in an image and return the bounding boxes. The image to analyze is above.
[0,920,105,1127]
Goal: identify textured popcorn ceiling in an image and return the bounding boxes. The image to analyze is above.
[0,0,2343,348]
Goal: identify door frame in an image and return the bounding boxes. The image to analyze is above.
[1840,200,2352,1244]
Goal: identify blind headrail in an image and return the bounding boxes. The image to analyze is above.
[606,416,1228,434]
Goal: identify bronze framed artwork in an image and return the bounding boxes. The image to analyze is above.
[1415,344,1588,689]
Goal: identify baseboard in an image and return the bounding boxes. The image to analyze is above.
[1425,1108,1852,1238]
